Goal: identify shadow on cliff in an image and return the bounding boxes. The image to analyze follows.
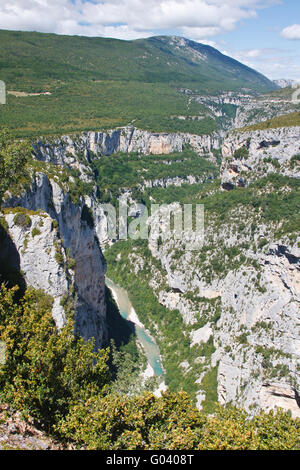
[0,225,26,298]
[105,286,135,349]
[105,286,138,377]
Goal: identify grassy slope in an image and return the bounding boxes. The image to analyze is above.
[0,30,277,137]
[0,31,277,91]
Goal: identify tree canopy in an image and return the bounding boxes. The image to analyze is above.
[0,128,31,207]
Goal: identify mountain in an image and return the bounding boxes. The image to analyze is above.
[0,29,277,138]
[0,30,276,92]
[273,79,298,88]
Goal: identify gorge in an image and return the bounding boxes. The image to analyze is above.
[1,113,299,418]
[0,29,299,450]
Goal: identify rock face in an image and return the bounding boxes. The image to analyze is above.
[273,79,298,89]
[2,173,107,349]
[147,219,300,416]
[142,138,300,417]
[261,384,300,418]
[233,95,298,129]
[33,126,220,168]
[213,241,300,418]
[221,126,300,188]
[1,211,70,329]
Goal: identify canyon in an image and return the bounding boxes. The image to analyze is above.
[1,92,299,418]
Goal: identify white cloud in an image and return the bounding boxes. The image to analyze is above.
[281,24,300,40]
[0,0,279,40]
[224,47,300,81]
[242,49,262,58]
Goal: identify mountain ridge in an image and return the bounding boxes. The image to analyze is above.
[0,29,277,92]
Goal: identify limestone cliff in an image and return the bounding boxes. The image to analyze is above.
[33,126,220,170]
[221,126,300,189]
[2,173,107,349]
[1,120,299,419]
[144,210,300,417]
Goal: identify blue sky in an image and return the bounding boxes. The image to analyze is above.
[216,0,300,80]
[0,0,299,80]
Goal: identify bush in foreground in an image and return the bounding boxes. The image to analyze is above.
[0,284,299,450]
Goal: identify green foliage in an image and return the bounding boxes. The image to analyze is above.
[233,146,249,160]
[108,339,147,396]
[290,154,300,169]
[0,284,110,429]
[263,157,280,169]
[31,227,41,237]
[198,405,300,450]
[93,149,218,204]
[54,241,64,266]
[0,128,31,206]
[0,284,299,450]
[57,390,204,449]
[200,365,219,414]
[51,219,58,230]
[240,111,300,132]
[0,30,276,138]
[237,332,248,345]
[57,393,300,450]
[0,31,275,93]
[105,240,216,401]
[199,174,300,235]
[13,212,32,229]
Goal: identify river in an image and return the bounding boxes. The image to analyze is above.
[106,277,164,378]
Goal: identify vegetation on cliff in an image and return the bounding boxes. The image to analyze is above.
[0,283,299,450]
[239,111,300,132]
[0,128,31,207]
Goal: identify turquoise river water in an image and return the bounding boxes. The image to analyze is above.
[106,277,163,377]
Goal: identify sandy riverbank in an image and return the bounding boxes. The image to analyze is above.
[107,280,167,396]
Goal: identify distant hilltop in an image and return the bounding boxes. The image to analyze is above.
[273,78,299,88]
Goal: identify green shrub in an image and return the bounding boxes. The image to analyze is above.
[51,219,58,230]
[0,128,31,207]
[58,392,300,450]
[233,146,249,160]
[13,213,32,229]
[31,227,41,237]
[0,284,110,428]
[0,284,299,450]
[67,257,76,270]
[290,154,300,168]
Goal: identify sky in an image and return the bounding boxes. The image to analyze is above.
[0,0,299,81]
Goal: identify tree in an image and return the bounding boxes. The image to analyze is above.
[0,285,111,428]
[0,128,31,207]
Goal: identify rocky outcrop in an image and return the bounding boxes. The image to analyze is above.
[0,404,65,450]
[260,383,300,418]
[33,127,221,172]
[221,126,300,188]
[140,174,212,190]
[2,173,107,349]
[1,210,70,329]
[234,96,298,129]
[145,196,300,416]
[273,79,298,88]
